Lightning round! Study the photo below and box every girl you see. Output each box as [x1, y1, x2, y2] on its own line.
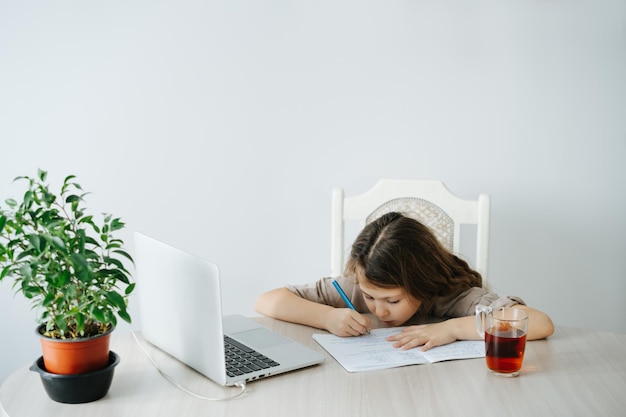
[255, 212, 554, 351]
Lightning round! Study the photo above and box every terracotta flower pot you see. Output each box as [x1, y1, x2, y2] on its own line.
[37, 325, 113, 375]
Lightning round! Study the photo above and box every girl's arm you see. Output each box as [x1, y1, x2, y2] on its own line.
[254, 287, 371, 336]
[387, 304, 555, 351]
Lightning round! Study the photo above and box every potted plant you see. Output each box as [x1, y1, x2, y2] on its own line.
[0, 169, 134, 402]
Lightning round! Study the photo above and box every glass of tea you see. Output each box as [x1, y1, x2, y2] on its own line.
[475, 305, 529, 377]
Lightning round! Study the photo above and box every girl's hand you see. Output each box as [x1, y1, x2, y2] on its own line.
[324, 308, 371, 337]
[386, 320, 459, 351]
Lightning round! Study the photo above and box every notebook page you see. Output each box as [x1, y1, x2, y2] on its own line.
[313, 327, 484, 372]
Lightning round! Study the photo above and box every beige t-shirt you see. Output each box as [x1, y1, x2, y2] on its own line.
[286, 276, 525, 325]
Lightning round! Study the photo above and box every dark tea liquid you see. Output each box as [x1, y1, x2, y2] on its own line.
[484, 329, 527, 374]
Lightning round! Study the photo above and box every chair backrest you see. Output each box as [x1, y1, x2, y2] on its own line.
[331, 179, 490, 285]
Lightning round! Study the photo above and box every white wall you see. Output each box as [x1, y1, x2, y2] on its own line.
[0, 0, 624, 384]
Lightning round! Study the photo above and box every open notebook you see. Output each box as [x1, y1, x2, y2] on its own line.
[313, 327, 484, 372]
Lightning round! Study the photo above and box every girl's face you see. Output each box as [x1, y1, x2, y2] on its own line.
[356, 272, 421, 327]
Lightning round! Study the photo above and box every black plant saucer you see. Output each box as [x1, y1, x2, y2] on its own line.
[30, 351, 120, 404]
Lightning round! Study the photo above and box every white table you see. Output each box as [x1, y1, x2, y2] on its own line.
[1, 317, 625, 417]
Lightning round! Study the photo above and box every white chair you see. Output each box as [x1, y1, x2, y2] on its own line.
[331, 179, 491, 285]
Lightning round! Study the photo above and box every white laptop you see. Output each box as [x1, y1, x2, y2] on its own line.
[133, 232, 325, 386]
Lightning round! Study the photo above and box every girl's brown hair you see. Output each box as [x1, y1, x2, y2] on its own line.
[344, 212, 482, 316]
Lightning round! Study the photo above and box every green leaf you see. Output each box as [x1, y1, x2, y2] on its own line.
[95, 268, 130, 284]
[93, 308, 106, 323]
[23, 190, 33, 209]
[42, 293, 55, 307]
[110, 218, 125, 231]
[22, 285, 41, 298]
[84, 236, 100, 246]
[105, 291, 126, 310]
[41, 188, 56, 206]
[1, 266, 11, 280]
[64, 282, 76, 298]
[112, 268, 130, 284]
[63, 174, 76, 182]
[46, 235, 67, 253]
[65, 194, 80, 204]
[125, 282, 136, 295]
[104, 257, 125, 270]
[61, 175, 76, 194]
[76, 313, 84, 333]
[113, 249, 134, 263]
[18, 263, 32, 279]
[117, 308, 131, 324]
[56, 270, 71, 286]
[54, 315, 67, 334]
[27, 234, 45, 253]
[70, 253, 92, 282]
[16, 249, 35, 261]
[78, 215, 93, 225]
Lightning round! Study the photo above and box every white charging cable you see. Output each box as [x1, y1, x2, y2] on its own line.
[130, 330, 247, 401]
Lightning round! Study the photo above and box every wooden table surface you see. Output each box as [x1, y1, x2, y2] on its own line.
[1, 317, 625, 417]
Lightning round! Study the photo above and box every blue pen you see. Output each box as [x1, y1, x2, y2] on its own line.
[332, 279, 370, 334]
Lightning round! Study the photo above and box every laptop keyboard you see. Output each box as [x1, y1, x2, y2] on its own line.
[224, 336, 280, 378]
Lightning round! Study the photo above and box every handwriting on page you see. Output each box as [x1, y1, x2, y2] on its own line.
[421, 340, 486, 363]
[312, 327, 485, 373]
